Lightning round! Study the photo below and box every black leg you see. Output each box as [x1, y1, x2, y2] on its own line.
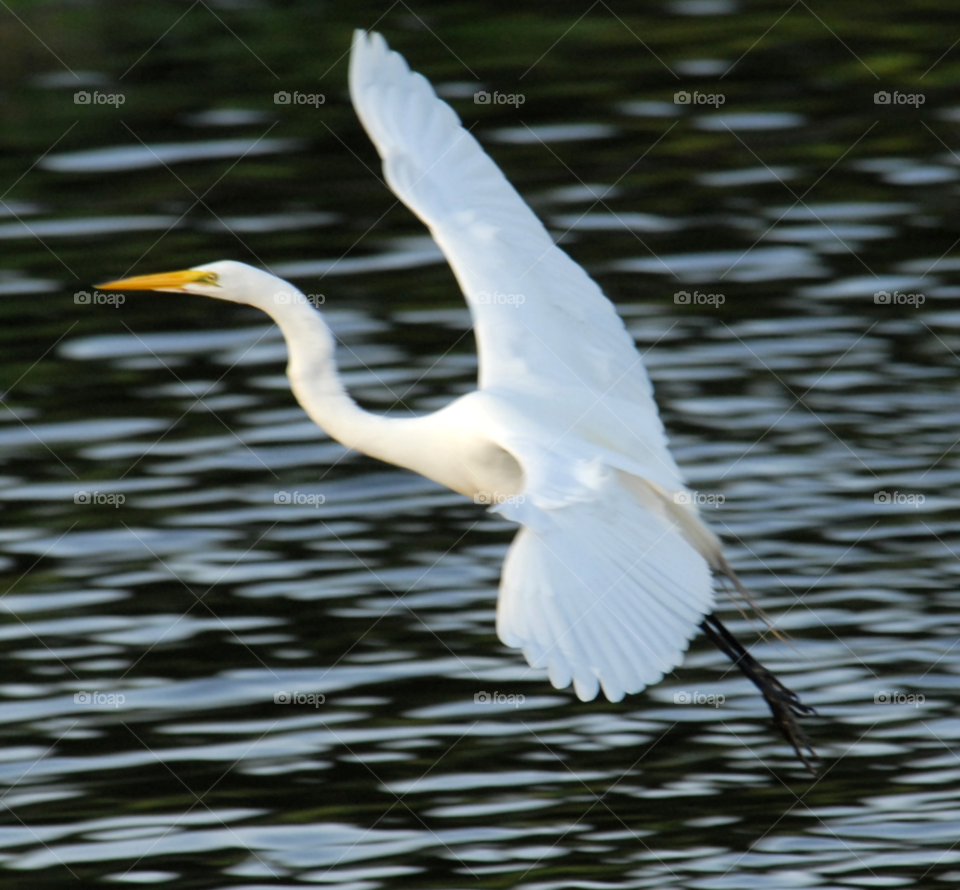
[699, 612, 818, 774]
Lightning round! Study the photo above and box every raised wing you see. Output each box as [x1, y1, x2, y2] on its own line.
[348, 31, 662, 415]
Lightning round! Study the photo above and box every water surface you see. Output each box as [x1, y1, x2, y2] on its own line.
[2, 1, 960, 887]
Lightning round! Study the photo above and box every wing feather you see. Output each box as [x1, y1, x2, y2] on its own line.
[496, 469, 715, 702]
[349, 31, 661, 411]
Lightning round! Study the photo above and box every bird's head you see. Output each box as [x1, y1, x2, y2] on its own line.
[98, 260, 298, 313]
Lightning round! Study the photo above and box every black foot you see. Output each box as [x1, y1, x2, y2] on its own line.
[700, 613, 818, 774]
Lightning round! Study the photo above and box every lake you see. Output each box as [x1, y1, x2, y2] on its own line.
[1, 1, 960, 887]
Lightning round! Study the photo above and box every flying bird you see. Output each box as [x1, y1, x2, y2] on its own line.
[100, 30, 817, 769]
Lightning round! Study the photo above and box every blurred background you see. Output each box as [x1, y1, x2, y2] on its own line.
[2, 0, 960, 886]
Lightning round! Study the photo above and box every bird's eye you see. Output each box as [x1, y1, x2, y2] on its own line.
[198, 272, 220, 286]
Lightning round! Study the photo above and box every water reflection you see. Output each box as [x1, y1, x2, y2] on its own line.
[40, 139, 303, 174]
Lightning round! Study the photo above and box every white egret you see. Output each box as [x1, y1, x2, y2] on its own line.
[100, 30, 816, 769]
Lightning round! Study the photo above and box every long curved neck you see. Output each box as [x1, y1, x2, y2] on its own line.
[268, 295, 435, 474]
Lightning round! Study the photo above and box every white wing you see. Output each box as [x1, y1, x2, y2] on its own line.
[349, 33, 667, 430]
[350, 31, 719, 700]
[497, 467, 715, 702]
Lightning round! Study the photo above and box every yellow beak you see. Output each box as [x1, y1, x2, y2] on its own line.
[96, 269, 215, 291]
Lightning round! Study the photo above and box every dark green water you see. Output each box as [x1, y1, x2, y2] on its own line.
[3, 1, 960, 887]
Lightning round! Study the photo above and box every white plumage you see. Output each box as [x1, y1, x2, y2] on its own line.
[103, 34, 824, 768]
[348, 30, 718, 700]
[100, 29, 818, 768]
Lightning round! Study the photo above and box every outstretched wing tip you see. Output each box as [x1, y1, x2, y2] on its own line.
[349, 28, 370, 66]
[349, 29, 402, 96]
[350, 27, 381, 51]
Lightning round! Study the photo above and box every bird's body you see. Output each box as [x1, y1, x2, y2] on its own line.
[100, 30, 816, 766]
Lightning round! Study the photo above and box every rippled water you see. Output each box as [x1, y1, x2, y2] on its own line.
[3, 2, 960, 888]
